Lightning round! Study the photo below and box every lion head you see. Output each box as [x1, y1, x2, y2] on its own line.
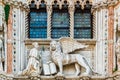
[50, 40, 57, 51]
[50, 40, 62, 52]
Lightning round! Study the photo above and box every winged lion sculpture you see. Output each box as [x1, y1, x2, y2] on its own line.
[50, 37, 97, 76]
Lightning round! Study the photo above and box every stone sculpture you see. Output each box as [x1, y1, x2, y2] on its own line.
[50, 37, 95, 76]
[41, 50, 57, 75]
[21, 42, 42, 76]
[0, 37, 4, 71]
[116, 38, 120, 71]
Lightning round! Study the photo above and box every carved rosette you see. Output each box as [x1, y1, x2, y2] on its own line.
[69, 6, 74, 38]
[47, 5, 52, 39]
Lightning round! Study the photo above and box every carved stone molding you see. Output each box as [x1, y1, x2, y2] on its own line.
[92, 0, 120, 12]
[24, 39, 96, 45]
[2, 74, 120, 80]
[28, 0, 92, 10]
[4, 1, 29, 12]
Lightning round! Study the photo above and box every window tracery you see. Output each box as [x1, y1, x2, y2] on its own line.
[28, 0, 93, 39]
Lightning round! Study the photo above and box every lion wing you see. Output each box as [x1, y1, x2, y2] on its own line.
[59, 37, 88, 54]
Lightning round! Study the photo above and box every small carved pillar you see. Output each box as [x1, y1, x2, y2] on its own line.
[108, 6, 114, 75]
[47, 5, 52, 39]
[69, 6, 74, 38]
[92, 11, 96, 39]
[25, 11, 29, 39]
[7, 6, 13, 73]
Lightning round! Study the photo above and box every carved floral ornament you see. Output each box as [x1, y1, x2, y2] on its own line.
[27, 0, 92, 10]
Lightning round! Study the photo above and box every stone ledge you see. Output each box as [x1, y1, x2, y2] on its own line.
[1, 72, 120, 80]
[12, 75, 118, 80]
[25, 39, 96, 45]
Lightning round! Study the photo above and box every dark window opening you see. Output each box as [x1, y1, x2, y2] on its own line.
[74, 3, 92, 39]
[29, 3, 47, 38]
[52, 4, 70, 39]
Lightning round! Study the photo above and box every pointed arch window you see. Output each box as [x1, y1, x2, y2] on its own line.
[51, 1, 70, 39]
[29, 1, 47, 38]
[74, 1, 92, 39]
[28, 0, 93, 39]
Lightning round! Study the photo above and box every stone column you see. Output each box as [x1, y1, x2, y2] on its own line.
[7, 6, 13, 73]
[25, 11, 29, 39]
[47, 5, 52, 39]
[108, 6, 114, 75]
[92, 11, 96, 39]
[69, 6, 74, 38]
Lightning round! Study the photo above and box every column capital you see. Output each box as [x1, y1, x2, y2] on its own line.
[46, 5, 52, 13]
[68, 6, 75, 13]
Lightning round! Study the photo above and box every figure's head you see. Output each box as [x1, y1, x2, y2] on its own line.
[50, 40, 57, 51]
[32, 42, 39, 48]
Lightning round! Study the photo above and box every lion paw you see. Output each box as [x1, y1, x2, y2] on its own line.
[75, 71, 80, 76]
[81, 73, 89, 76]
[56, 72, 64, 76]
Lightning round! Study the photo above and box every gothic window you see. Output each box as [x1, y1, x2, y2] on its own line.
[74, 1, 92, 39]
[51, 1, 70, 39]
[29, 1, 47, 38]
[28, 0, 92, 39]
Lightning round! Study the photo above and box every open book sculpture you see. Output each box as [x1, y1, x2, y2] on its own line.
[50, 37, 96, 76]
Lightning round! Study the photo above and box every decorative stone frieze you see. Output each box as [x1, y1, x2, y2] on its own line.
[4, 0, 29, 12]
[92, 0, 120, 12]
[0, 74, 119, 80]
[27, 0, 92, 10]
